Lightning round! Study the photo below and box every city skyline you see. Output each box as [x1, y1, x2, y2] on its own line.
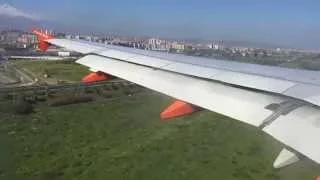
[1, 1, 319, 49]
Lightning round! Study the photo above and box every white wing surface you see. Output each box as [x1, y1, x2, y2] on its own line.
[33, 29, 320, 168]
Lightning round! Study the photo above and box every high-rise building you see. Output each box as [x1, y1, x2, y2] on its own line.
[16, 32, 37, 48]
[148, 38, 169, 51]
[171, 41, 185, 52]
[2, 30, 21, 44]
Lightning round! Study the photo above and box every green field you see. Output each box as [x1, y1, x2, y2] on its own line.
[12, 60, 90, 83]
[0, 93, 319, 180]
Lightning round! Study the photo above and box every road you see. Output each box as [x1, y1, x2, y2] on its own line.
[0, 62, 20, 86]
[5, 62, 34, 84]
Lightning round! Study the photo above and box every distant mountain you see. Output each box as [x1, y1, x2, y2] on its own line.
[221, 40, 287, 49]
[0, 16, 37, 30]
[0, 15, 66, 31]
[0, 3, 75, 33]
[0, 3, 46, 30]
[0, 3, 37, 19]
[171, 37, 286, 49]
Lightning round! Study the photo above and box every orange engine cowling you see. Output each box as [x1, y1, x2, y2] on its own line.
[82, 71, 112, 84]
[160, 100, 202, 120]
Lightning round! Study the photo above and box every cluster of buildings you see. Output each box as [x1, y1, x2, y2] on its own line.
[147, 38, 186, 52]
[0, 30, 81, 57]
[206, 41, 282, 57]
[65, 33, 282, 57]
[0, 30, 38, 49]
[223, 47, 274, 57]
[64, 33, 187, 52]
[0, 29, 286, 58]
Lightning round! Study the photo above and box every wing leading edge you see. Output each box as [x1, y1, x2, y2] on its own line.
[44, 37, 320, 108]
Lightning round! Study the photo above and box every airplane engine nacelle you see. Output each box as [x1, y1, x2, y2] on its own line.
[82, 71, 112, 84]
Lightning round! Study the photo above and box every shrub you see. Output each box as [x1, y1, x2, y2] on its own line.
[0, 93, 12, 100]
[14, 101, 34, 115]
[101, 91, 114, 98]
[49, 94, 93, 106]
[111, 84, 119, 90]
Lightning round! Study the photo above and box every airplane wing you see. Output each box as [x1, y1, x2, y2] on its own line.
[33, 29, 320, 169]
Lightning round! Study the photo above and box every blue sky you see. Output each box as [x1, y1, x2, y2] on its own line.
[7, 0, 320, 48]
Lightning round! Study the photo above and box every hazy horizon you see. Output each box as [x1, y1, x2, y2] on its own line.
[0, 1, 319, 49]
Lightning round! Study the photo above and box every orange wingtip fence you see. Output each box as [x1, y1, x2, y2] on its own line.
[31, 28, 55, 51]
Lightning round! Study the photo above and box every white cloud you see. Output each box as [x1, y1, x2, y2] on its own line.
[0, 3, 38, 20]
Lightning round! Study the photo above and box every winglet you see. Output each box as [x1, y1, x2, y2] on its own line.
[31, 28, 55, 51]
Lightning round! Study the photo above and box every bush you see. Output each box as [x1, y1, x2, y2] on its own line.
[84, 88, 94, 94]
[100, 91, 114, 98]
[111, 84, 119, 90]
[49, 94, 93, 106]
[24, 96, 36, 104]
[0, 93, 12, 100]
[35, 95, 47, 102]
[14, 101, 34, 115]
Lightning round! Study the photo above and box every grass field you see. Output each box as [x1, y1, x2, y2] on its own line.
[0, 93, 320, 180]
[12, 60, 90, 83]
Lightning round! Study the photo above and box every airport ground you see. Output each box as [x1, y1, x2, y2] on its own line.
[0, 59, 89, 88]
[0, 60, 320, 180]
[11, 60, 90, 84]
